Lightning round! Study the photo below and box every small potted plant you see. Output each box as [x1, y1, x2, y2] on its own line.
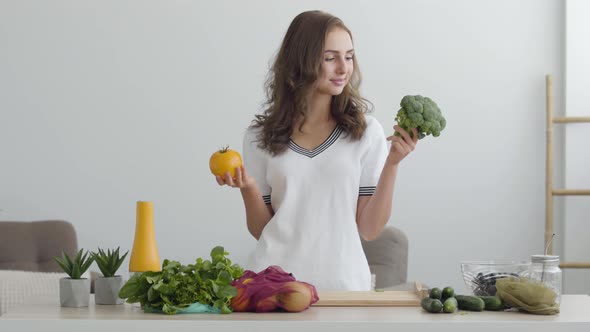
[54, 249, 94, 307]
[91, 247, 129, 305]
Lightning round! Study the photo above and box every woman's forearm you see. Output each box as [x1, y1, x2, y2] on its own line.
[240, 185, 273, 240]
[357, 162, 398, 240]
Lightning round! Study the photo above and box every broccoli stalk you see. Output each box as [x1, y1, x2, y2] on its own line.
[394, 95, 446, 139]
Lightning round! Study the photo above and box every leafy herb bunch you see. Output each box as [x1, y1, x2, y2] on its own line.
[118, 246, 244, 314]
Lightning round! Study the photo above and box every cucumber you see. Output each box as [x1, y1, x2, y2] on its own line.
[421, 297, 443, 313]
[441, 286, 455, 301]
[429, 287, 442, 300]
[479, 296, 504, 311]
[430, 299, 443, 313]
[456, 295, 485, 311]
[420, 297, 432, 312]
[443, 297, 458, 313]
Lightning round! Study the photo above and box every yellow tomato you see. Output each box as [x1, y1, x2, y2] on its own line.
[209, 146, 243, 178]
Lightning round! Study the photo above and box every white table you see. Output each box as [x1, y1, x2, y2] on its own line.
[1, 295, 589, 332]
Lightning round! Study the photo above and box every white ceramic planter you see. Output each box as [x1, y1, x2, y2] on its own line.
[95, 276, 124, 305]
[59, 278, 90, 307]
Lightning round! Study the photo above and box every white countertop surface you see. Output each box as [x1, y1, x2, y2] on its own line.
[1, 294, 589, 332]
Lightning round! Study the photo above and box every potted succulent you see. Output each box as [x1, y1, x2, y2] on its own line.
[53, 249, 94, 307]
[91, 247, 129, 305]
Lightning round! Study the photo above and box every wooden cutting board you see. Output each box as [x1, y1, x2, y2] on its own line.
[313, 282, 427, 307]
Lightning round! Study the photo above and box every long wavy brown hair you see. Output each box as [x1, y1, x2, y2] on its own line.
[251, 10, 372, 155]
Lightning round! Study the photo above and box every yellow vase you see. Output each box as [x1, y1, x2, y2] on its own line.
[129, 201, 161, 272]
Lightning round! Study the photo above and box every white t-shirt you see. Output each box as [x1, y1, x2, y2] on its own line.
[242, 115, 389, 291]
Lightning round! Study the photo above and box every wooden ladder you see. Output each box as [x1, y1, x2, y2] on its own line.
[545, 74, 590, 269]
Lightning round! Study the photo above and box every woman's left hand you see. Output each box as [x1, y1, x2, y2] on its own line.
[385, 125, 418, 166]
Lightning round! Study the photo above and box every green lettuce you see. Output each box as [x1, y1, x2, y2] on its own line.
[118, 246, 244, 314]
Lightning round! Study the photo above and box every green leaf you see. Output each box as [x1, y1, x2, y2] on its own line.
[146, 275, 160, 284]
[53, 254, 72, 276]
[216, 270, 232, 284]
[211, 282, 219, 296]
[91, 247, 128, 277]
[74, 249, 83, 264]
[216, 285, 237, 299]
[147, 286, 159, 302]
[210, 246, 225, 259]
[113, 250, 129, 274]
[164, 260, 181, 272]
[202, 260, 211, 271]
[63, 251, 74, 274]
[229, 264, 244, 279]
[80, 255, 94, 276]
[160, 283, 176, 295]
[118, 274, 143, 299]
[219, 304, 232, 314]
[71, 259, 81, 279]
[161, 303, 174, 314]
[160, 294, 171, 304]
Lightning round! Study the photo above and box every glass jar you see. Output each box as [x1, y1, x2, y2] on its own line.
[529, 255, 562, 305]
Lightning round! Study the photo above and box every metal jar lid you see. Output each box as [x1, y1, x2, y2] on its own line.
[531, 254, 560, 263]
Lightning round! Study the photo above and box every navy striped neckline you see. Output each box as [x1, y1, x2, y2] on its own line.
[288, 126, 343, 158]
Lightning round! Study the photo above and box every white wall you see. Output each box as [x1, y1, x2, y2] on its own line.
[564, 0, 590, 294]
[0, 0, 573, 293]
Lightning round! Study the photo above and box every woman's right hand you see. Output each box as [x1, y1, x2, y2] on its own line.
[215, 166, 256, 189]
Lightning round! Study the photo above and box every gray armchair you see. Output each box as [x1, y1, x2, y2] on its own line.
[0, 220, 78, 272]
[0, 220, 80, 315]
[361, 225, 408, 289]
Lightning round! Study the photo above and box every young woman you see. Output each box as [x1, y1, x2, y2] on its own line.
[216, 10, 418, 291]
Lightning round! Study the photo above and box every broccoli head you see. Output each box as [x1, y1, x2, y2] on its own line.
[394, 95, 446, 139]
